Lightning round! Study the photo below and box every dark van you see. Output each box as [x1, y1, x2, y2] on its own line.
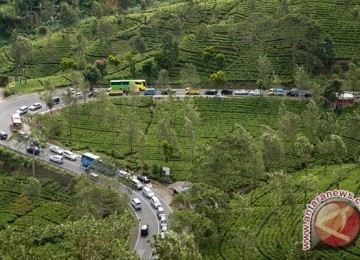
[0, 131, 8, 140]
[52, 97, 60, 104]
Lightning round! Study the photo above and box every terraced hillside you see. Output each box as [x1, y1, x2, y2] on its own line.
[1, 0, 360, 89]
[219, 164, 360, 259]
[43, 96, 360, 190]
[0, 173, 71, 231]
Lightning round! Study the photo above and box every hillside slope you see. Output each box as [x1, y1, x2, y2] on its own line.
[1, 0, 360, 89]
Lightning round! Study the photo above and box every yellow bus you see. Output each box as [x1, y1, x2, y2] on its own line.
[11, 113, 22, 132]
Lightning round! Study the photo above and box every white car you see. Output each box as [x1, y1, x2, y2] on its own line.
[234, 89, 248, 95]
[249, 89, 261, 96]
[50, 145, 64, 155]
[29, 103, 42, 111]
[49, 155, 63, 164]
[151, 196, 161, 209]
[143, 187, 155, 198]
[131, 198, 142, 210]
[157, 207, 166, 219]
[63, 150, 77, 161]
[16, 106, 29, 115]
[117, 170, 129, 178]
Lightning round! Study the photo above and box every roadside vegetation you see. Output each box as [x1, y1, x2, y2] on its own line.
[0, 147, 137, 258]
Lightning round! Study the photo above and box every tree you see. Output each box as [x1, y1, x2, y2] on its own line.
[97, 19, 114, 46]
[183, 98, 200, 169]
[153, 231, 202, 260]
[60, 57, 78, 72]
[267, 171, 296, 248]
[277, 104, 300, 157]
[142, 59, 156, 80]
[0, 213, 137, 259]
[61, 88, 79, 145]
[295, 134, 314, 170]
[344, 62, 360, 93]
[323, 77, 343, 109]
[126, 52, 136, 77]
[40, 79, 56, 114]
[198, 124, 263, 190]
[131, 35, 147, 53]
[157, 69, 170, 91]
[343, 111, 360, 162]
[172, 183, 228, 230]
[261, 126, 284, 172]
[256, 54, 273, 91]
[294, 65, 312, 90]
[170, 210, 218, 251]
[11, 34, 33, 81]
[71, 181, 128, 219]
[122, 96, 140, 154]
[300, 173, 318, 207]
[82, 64, 101, 86]
[318, 134, 346, 175]
[71, 31, 88, 69]
[59, 2, 80, 27]
[180, 63, 200, 89]
[209, 70, 226, 89]
[14, 193, 32, 215]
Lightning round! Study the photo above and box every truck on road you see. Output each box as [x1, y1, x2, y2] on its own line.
[268, 88, 285, 96]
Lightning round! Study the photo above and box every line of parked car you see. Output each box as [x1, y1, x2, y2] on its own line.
[127, 173, 168, 238]
[15, 97, 61, 116]
[25, 144, 78, 165]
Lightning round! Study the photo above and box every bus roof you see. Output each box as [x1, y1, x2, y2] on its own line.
[12, 113, 21, 122]
[82, 152, 100, 160]
[110, 79, 146, 82]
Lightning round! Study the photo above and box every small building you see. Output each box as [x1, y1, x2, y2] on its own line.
[335, 93, 356, 109]
[168, 181, 192, 194]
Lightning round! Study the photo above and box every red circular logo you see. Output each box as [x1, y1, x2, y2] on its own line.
[314, 201, 360, 247]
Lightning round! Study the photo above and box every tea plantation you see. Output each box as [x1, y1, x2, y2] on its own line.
[219, 164, 360, 260]
[2, 0, 360, 91]
[0, 173, 70, 231]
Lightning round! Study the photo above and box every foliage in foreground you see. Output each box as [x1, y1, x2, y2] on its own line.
[0, 213, 138, 259]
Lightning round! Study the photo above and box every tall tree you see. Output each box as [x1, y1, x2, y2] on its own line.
[61, 88, 79, 146]
[180, 63, 200, 89]
[40, 79, 56, 114]
[261, 126, 284, 173]
[183, 98, 200, 170]
[71, 31, 88, 69]
[209, 70, 226, 90]
[11, 34, 33, 81]
[344, 62, 360, 93]
[256, 54, 273, 92]
[267, 171, 296, 248]
[122, 96, 140, 155]
[153, 231, 202, 260]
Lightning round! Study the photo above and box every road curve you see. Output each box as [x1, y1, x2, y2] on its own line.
[0, 91, 172, 260]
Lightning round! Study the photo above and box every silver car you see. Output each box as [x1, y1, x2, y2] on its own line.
[29, 103, 42, 111]
[63, 150, 77, 161]
[50, 145, 64, 155]
[16, 106, 29, 115]
[49, 155, 63, 164]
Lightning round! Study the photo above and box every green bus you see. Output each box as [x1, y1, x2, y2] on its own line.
[109, 80, 147, 95]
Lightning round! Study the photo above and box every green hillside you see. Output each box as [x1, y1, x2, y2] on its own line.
[219, 163, 360, 259]
[40, 96, 360, 192]
[0, 173, 70, 230]
[1, 0, 360, 90]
